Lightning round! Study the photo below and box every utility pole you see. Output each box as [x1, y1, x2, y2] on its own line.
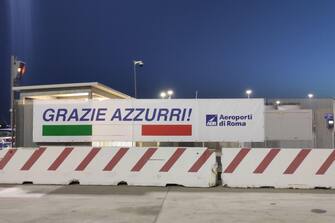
[10, 55, 26, 147]
[10, 56, 16, 147]
[133, 64, 137, 98]
[133, 60, 144, 98]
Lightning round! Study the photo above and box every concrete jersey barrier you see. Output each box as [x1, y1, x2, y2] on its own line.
[221, 148, 335, 189]
[0, 147, 217, 187]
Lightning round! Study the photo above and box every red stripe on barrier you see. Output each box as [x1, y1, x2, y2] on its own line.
[103, 148, 129, 171]
[75, 148, 101, 171]
[224, 148, 250, 173]
[21, 147, 46, 171]
[316, 150, 335, 175]
[142, 125, 192, 136]
[284, 149, 311, 174]
[188, 149, 213, 172]
[131, 148, 157, 172]
[160, 148, 186, 172]
[253, 149, 280, 174]
[48, 147, 74, 171]
[0, 149, 17, 170]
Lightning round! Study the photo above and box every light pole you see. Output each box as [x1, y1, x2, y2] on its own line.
[133, 60, 144, 98]
[245, 89, 252, 98]
[10, 56, 26, 147]
[307, 93, 316, 147]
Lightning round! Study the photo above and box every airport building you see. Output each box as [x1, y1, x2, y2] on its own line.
[13, 82, 131, 147]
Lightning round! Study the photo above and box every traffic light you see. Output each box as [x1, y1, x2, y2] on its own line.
[11, 56, 26, 82]
[16, 61, 26, 80]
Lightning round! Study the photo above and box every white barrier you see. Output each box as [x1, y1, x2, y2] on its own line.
[221, 148, 335, 188]
[0, 147, 217, 187]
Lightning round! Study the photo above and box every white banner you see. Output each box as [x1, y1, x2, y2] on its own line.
[33, 99, 264, 142]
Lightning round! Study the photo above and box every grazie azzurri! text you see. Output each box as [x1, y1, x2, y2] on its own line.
[42, 108, 193, 122]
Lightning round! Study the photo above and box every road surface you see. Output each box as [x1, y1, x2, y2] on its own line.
[0, 185, 334, 223]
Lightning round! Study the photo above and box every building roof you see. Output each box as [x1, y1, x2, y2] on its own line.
[13, 82, 132, 99]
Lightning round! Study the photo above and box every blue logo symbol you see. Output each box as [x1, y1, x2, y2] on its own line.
[206, 114, 218, 126]
[324, 113, 334, 120]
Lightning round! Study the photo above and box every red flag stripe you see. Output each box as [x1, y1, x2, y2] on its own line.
[21, 147, 46, 171]
[316, 150, 335, 175]
[103, 148, 129, 171]
[253, 149, 280, 174]
[224, 148, 251, 173]
[75, 148, 101, 171]
[0, 149, 17, 170]
[160, 148, 186, 172]
[188, 149, 213, 172]
[131, 148, 157, 172]
[48, 147, 74, 171]
[142, 125, 192, 136]
[284, 149, 311, 174]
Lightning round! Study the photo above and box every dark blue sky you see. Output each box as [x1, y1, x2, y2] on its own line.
[1, 0, 335, 122]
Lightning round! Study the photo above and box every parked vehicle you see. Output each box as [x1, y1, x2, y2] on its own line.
[0, 128, 12, 149]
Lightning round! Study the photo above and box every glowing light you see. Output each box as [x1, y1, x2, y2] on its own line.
[245, 89, 252, 98]
[160, 92, 167, 98]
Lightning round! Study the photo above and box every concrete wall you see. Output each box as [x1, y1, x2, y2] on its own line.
[16, 100, 35, 147]
[265, 109, 313, 141]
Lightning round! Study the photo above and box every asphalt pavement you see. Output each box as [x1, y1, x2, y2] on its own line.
[0, 185, 334, 223]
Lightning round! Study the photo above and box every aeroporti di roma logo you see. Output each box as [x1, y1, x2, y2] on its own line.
[206, 114, 218, 126]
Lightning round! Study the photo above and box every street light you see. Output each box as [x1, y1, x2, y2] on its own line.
[245, 89, 252, 98]
[160, 91, 167, 98]
[167, 90, 174, 99]
[133, 60, 144, 98]
[160, 89, 174, 99]
[308, 93, 314, 99]
[275, 100, 281, 105]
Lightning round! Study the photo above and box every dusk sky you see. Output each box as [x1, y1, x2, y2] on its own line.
[1, 0, 335, 122]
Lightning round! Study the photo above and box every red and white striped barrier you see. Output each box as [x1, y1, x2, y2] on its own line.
[221, 148, 335, 188]
[0, 147, 217, 187]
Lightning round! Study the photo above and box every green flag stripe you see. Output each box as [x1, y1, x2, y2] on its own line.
[42, 125, 92, 136]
